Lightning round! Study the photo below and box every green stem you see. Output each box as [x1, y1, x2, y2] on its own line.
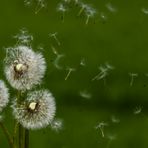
[25, 129, 29, 148]
[0, 121, 13, 148]
[13, 120, 18, 148]
[17, 90, 29, 148]
[18, 124, 25, 148]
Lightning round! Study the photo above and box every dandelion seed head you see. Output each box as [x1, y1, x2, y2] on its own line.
[12, 90, 56, 130]
[4, 45, 46, 90]
[0, 80, 9, 112]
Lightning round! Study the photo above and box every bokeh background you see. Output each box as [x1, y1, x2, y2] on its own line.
[1, 0, 148, 147]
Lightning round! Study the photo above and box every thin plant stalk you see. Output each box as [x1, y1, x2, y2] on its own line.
[0, 122, 13, 148]
[13, 120, 18, 148]
[25, 129, 29, 148]
[17, 91, 28, 148]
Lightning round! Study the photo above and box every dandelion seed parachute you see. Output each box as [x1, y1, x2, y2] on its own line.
[51, 118, 63, 132]
[4, 45, 46, 90]
[0, 80, 9, 112]
[12, 90, 56, 130]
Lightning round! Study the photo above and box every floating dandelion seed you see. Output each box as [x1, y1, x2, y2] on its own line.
[80, 58, 86, 66]
[57, 3, 68, 22]
[105, 62, 114, 70]
[100, 12, 108, 23]
[111, 115, 120, 124]
[84, 5, 97, 24]
[106, 134, 117, 148]
[13, 28, 33, 45]
[12, 90, 56, 130]
[51, 118, 63, 132]
[141, 8, 148, 14]
[79, 90, 92, 99]
[4, 45, 46, 90]
[129, 73, 138, 87]
[92, 63, 114, 83]
[133, 106, 142, 115]
[51, 45, 59, 55]
[63, 0, 71, 4]
[37, 44, 44, 52]
[74, 0, 79, 5]
[24, 0, 32, 6]
[77, 2, 88, 16]
[50, 45, 65, 70]
[0, 80, 9, 112]
[49, 32, 61, 46]
[105, 3, 117, 13]
[95, 121, 108, 138]
[53, 54, 65, 70]
[107, 134, 116, 141]
[35, 0, 46, 14]
[65, 67, 76, 80]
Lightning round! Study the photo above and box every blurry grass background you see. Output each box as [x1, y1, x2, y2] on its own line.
[1, 0, 148, 147]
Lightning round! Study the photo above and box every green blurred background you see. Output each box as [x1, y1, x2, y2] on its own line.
[1, 0, 148, 147]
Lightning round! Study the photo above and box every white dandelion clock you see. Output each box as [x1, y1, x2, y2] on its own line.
[12, 90, 56, 130]
[0, 80, 9, 112]
[4, 45, 46, 90]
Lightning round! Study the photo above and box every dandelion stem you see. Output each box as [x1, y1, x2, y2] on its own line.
[17, 91, 28, 148]
[13, 120, 18, 148]
[18, 124, 22, 148]
[25, 129, 29, 148]
[0, 121, 13, 148]
[18, 124, 26, 148]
